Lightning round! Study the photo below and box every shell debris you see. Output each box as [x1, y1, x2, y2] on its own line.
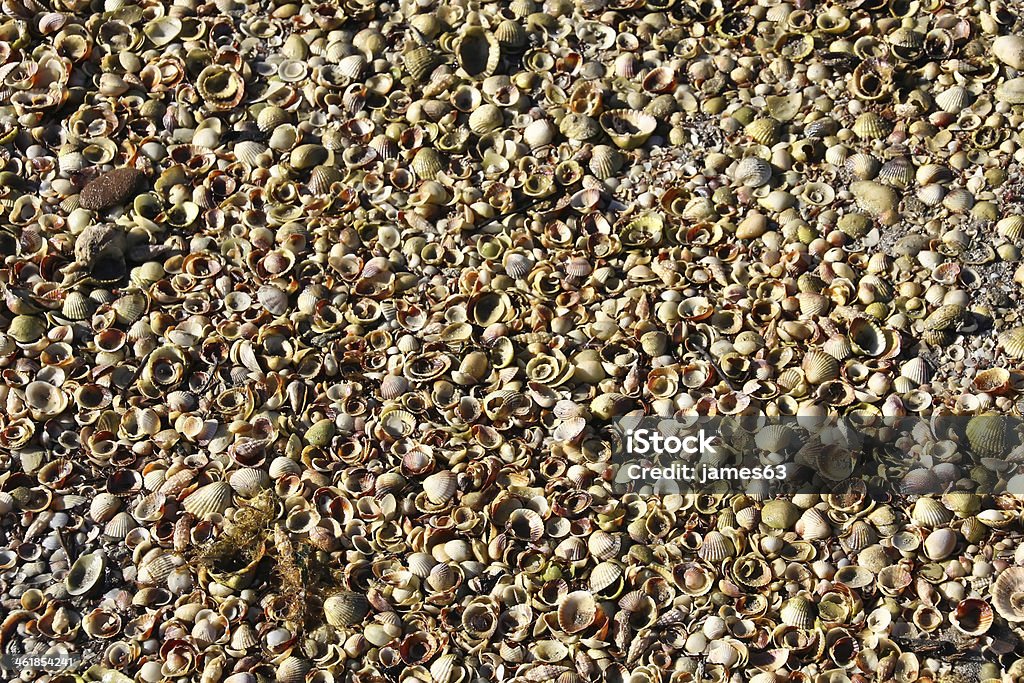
[2, 1, 1024, 682]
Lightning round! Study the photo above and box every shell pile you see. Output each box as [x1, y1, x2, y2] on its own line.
[5, 0, 1024, 681]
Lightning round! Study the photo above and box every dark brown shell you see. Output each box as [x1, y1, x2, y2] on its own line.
[80, 168, 144, 210]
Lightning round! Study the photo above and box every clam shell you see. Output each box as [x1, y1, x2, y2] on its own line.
[557, 591, 597, 634]
[734, 157, 772, 187]
[324, 592, 369, 626]
[599, 109, 657, 150]
[456, 27, 500, 79]
[950, 598, 993, 635]
[910, 497, 952, 527]
[66, 551, 105, 595]
[423, 471, 457, 505]
[780, 595, 816, 629]
[182, 481, 233, 517]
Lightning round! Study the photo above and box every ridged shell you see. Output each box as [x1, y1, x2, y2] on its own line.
[845, 153, 881, 180]
[423, 471, 458, 505]
[89, 492, 121, 523]
[229, 468, 270, 496]
[589, 145, 623, 179]
[744, 118, 779, 145]
[965, 413, 1008, 457]
[403, 46, 442, 81]
[899, 357, 932, 385]
[999, 326, 1024, 359]
[589, 561, 623, 593]
[795, 507, 831, 540]
[560, 113, 600, 141]
[851, 112, 891, 140]
[993, 567, 1024, 622]
[877, 157, 914, 188]
[934, 85, 972, 113]
[324, 592, 369, 626]
[910, 497, 953, 527]
[697, 530, 734, 562]
[456, 27, 500, 79]
[62, 291, 92, 320]
[923, 304, 966, 331]
[801, 349, 839, 384]
[468, 104, 504, 135]
[182, 481, 233, 517]
[411, 148, 443, 180]
[734, 157, 772, 187]
[780, 596, 816, 629]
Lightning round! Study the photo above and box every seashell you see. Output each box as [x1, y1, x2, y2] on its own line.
[922, 528, 957, 561]
[795, 507, 831, 540]
[80, 168, 143, 210]
[801, 350, 839, 385]
[993, 36, 1024, 71]
[934, 85, 972, 113]
[910, 497, 953, 527]
[456, 27, 501, 79]
[523, 119, 556, 148]
[992, 567, 1024, 622]
[589, 561, 623, 594]
[995, 77, 1024, 104]
[974, 367, 1010, 394]
[780, 596, 816, 629]
[877, 157, 914, 188]
[557, 591, 597, 634]
[62, 291, 92, 320]
[744, 118, 779, 145]
[998, 326, 1024, 359]
[599, 109, 657, 150]
[965, 413, 1008, 457]
[66, 552, 105, 595]
[411, 147, 444, 180]
[899, 357, 932, 385]
[852, 112, 891, 140]
[950, 598, 993, 636]
[422, 471, 457, 505]
[697, 530, 734, 562]
[560, 113, 601, 141]
[506, 508, 544, 541]
[761, 500, 800, 530]
[833, 565, 874, 589]
[734, 157, 772, 188]
[324, 592, 369, 627]
[182, 481, 233, 517]
[589, 145, 623, 180]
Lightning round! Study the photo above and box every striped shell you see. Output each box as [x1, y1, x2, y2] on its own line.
[993, 567, 1024, 622]
[734, 157, 772, 187]
[182, 481, 233, 517]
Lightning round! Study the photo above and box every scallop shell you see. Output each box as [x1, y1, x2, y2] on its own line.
[423, 471, 457, 505]
[589, 561, 623, 593]
[589, 145, 624, 179]
[965, 413, 1008, 457]
[992, 567, 1024, 622]
[182, 481, 233, 517]
[697, 530, 734, 562]
[468, 104, 504, 135]
[934, 85, 972, 113]
[801, 349, 839, 385]
[998, 326, 1024, 359]
[851, 112, 891, 140]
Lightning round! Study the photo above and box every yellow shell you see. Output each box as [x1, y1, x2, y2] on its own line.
[744, 117, 779, 145]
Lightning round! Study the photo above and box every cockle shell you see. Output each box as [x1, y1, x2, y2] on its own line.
[182, 481, 233, 517]
[993, 567, 1024, 622]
